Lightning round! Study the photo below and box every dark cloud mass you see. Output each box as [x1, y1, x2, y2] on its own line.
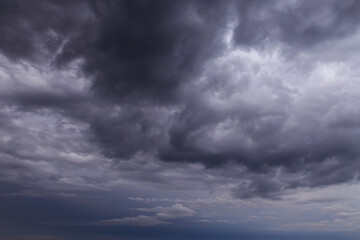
[0, 0, 90, 61]
[2, 0, 360, 206]
[56, 0, 229, 102]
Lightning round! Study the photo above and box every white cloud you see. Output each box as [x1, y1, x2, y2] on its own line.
[136, 203, 196, 219]
[101, 203, 196, 227]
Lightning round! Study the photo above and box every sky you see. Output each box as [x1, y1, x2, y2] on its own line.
[1, 0, 360, 239]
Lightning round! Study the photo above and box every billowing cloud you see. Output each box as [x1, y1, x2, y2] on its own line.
[5, 3, 360, 238]
[1, 0, 360, 208]
[56, 0, 230, 103]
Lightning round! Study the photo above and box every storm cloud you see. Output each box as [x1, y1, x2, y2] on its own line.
[2, 0, 360, 207]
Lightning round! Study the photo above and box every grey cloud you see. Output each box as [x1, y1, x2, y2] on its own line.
[0, 0, 91, 61]
[136, 203, 196, 219]
[232, 175, 285, 200]
[295, 197, 348, 205]
[2, 0, 360, 201]
[56, 0, 230, 103]
[233, 0, 360, 49]
[101, 215, 169, 226]
[101, 203, 195, 226]
[281, 203, 360, 231]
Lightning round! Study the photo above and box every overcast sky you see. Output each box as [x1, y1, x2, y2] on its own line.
[2, 0, 360, 239]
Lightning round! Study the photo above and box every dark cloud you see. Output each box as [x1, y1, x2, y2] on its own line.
[2, 0, 360, 203]
[56, 0, 230, 102]
[0, 0, 90, 61]
[232, 175, 284, 200]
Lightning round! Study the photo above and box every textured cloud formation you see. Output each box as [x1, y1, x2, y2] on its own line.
[101, 203, 195, 226]
[56, 0, 230, 103]
[136, 203, 196, 219]
[2, 0, 360, 203]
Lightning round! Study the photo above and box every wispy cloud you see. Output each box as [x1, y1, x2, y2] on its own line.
[101, 203, 196, 226]
[101, 215, 169, 227]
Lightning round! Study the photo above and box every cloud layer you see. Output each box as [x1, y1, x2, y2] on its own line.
[1, 0, 360, 204]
